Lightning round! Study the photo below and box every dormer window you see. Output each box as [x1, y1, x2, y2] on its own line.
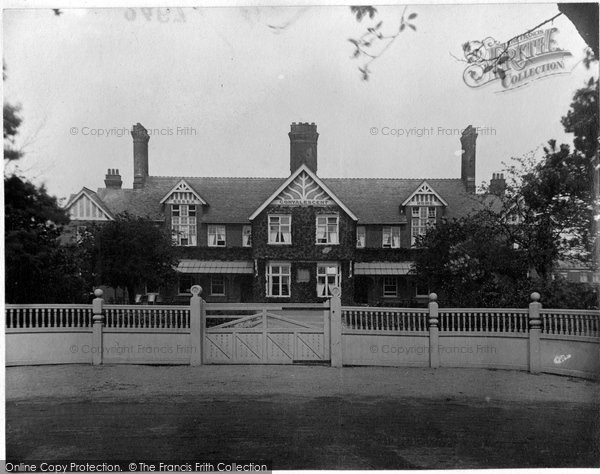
[172, 204, 197, 246]
[402, 181, 446, 247]
[411, 207, 436, 246]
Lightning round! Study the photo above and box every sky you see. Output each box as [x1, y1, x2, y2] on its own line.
[3, 2, 598, 203]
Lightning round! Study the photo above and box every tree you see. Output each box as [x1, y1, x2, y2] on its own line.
[413, 210, 530, 307]
[4, 175, 83, 303]
[413, 208, 598, 308]
[414, 67, 599, 307]
[4, 63, 23, 163]
[86, 213, 179, 303]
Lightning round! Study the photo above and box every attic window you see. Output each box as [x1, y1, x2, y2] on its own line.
[172, 204, 197, 246]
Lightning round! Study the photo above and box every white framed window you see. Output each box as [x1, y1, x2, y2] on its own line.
[266, 263, 291, 297]
[172, 205, 197, 246]
[317, 263, 341, 298]
[268, 215, 291, 245]
[316, 215, 339, 244]
[242, 225, 252, 247]
[411, 207, 436, 246]
[382, 226, 401, 248]
[356, 226, 366, 248]
[383, 277, 398, 297]
[210, 275, 225, 296]
[208, 225, 226, 247]
[178, 275, 194, 295]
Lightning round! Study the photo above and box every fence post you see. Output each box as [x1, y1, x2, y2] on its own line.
[428, 293, 440, 369]
[528, 292, 542, 374]
[323, 298, 331, 360]
[190, 285, 203, 366]
[92, 289, 104, 366]
[330, 287, 343, 368]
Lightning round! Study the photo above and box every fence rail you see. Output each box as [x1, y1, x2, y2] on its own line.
[6, 303, 599, 337]
[342, 307, 429, 332]
[104, 305, 190, 329]
[541, 309, 599, 337]
[6, 305, 93, 329]
[438, 309, 529, 333]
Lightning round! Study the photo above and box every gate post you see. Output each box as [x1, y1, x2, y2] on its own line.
[528, 292, 542, 374]
[428, 293, 440, 369]
[92, 289, 104, 366]
[190, 285, 204, 366]
[323, 298, 331, 360]
[330, 287, 343, 368]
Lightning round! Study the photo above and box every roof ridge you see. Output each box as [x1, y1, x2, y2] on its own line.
[322, 177, 462, 181]
[147, 175, 463, 181]
[148, 175, 284, 180]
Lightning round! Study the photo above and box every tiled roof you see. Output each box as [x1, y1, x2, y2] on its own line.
[323, 178, 497, 223]
[96, 176, 284, 223]
[92, 175, 498, 224]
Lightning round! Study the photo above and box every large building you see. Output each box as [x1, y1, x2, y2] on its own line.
[65, 122, 500, 305]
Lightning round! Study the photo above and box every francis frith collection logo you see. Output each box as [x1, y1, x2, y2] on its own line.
[462, 27, 572, 92]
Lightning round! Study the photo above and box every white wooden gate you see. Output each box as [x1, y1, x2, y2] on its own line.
[203, 304, 330, 364]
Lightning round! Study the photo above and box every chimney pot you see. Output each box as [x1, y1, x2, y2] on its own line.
[104, 168, 122, 189]
[489, 171, 506, 197]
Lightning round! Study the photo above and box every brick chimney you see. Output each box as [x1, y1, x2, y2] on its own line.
[131, 123, 150, 189]
[460, 125, 477, 194]
[104, 168, 122, 189]
[489, 172, 506, 196]
[289, 122, 318, 174]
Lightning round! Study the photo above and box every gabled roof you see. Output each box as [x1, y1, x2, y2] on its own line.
[159, 179, 207, 205]
[64, 187, 114, 220]
[323, 178, 493, 223]
[82, 174, 498, 225]
[248, 164, 358, 221]
[96, 176, 284, 223]
[401, 180, 449, 206]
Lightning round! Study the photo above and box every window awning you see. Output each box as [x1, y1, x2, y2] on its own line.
[177, 260, 254, 274]
[354, 262, 415, 275]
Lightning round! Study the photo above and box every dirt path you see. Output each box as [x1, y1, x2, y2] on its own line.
[6, 365, 600, 469]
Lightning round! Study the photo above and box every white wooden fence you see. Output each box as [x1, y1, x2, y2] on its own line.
[5, 289, 600, 378]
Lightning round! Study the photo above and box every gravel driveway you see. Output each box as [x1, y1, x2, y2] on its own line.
[6, 365, 600, 469]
